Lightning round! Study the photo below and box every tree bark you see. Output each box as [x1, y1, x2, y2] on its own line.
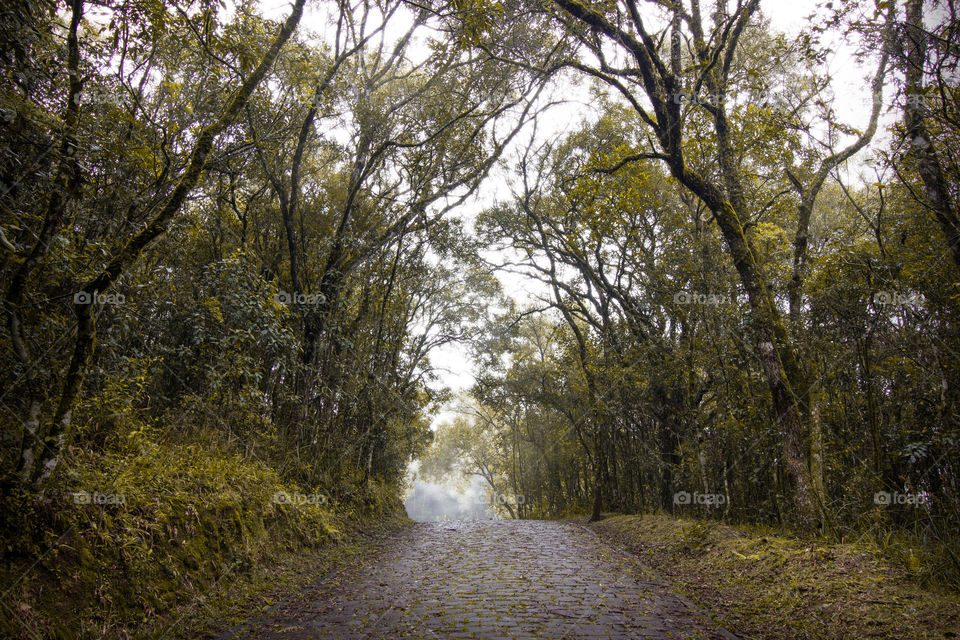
[902, 0, 960, 270]
[8, 0, 85, 483]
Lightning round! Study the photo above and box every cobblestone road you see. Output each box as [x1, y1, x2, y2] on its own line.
[224, 520, 736, 639]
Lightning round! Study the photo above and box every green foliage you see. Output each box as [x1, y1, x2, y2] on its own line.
[461, 35, 960, 576]
[680, 521, 715, 551]
[2, 0, 960, 635]
[0, 0, 542, 634]
[0, 440, 350, 639]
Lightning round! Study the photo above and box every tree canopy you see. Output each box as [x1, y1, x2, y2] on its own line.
[1, 0, 958, 604]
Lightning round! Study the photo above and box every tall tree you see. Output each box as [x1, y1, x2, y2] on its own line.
[531, 0, 891, 530]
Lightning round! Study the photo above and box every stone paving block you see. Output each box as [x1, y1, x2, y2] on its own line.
[224, 520, 737, 640]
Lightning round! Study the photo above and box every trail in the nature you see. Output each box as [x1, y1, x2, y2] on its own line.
[220, 520, 738, 639]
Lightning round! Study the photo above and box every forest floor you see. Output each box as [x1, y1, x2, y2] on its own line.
[215, 519, 735, 639]
[0, 441, 413, 640]
[588, 513, 960, 639]
[169, 513, 413, 640]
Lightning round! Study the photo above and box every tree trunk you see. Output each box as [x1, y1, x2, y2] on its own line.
[903, 0, 960, 270]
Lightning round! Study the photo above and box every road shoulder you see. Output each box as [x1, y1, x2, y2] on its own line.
[587, 514, 960, 640]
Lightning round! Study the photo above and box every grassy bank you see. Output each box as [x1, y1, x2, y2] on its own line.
[0, 441, 412, 639]
[589, 514, 960, 640]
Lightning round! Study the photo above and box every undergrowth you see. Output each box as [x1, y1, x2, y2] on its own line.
[591, 513, 960, 640]
[0, 439, 406, 639]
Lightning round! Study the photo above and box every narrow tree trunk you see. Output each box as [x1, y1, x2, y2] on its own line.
[903, 0, 960, 270]
[8, 0, 84, 483]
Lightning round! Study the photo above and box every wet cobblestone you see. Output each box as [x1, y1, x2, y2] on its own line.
[226, 520, 736, 639]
